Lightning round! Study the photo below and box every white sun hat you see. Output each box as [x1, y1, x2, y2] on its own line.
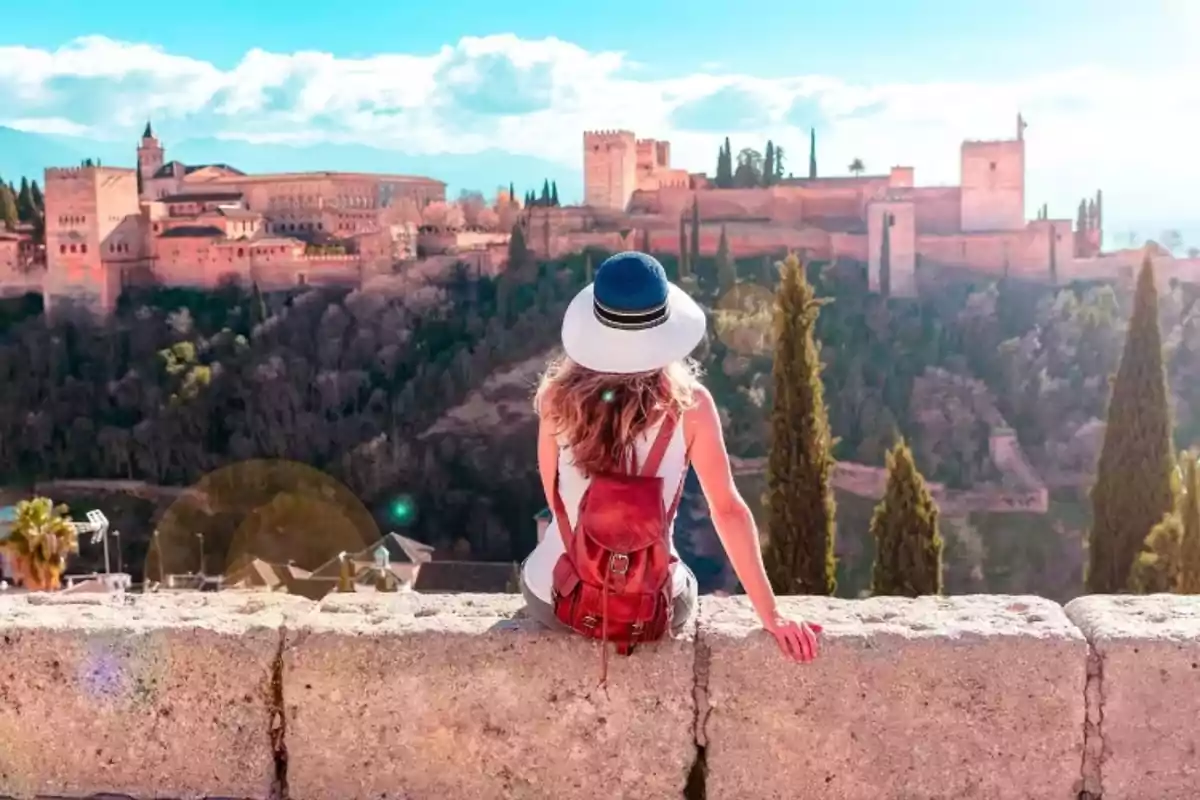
[561, 251, 708, 374]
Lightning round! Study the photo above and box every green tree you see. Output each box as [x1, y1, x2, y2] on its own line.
[678, 214, 690, 278]
[550, 181, 560, 206]
[762, 253, 837, 595]
[1088, 257, 1175, 593]
[509, 181, 515, 203]
[0, 497, 79, 590]
[1180, 454, 1200, 593]
[763, 141, 776, 187]
[30, 180, 43, 211]
[0, 183, 17, 231]
[690, 197, 701, 260]
[715, 225, 736, 293]
[16, 177, 34, 222]
[716, 137, 734, 188]
[870, 439, 943, 596]
[540, 179, 551, 205]
[507, 223, 531, 276]
[848, 158, 865, 177]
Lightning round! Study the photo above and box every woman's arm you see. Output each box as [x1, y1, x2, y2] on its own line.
[537, 406, 562, 541]
[684, 385, 820, 662]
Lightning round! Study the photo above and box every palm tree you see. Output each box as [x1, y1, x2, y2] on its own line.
[849, 158, 866, 177]
[1, 498, 78, 590]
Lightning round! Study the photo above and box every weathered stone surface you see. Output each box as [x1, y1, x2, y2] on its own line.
[283, 592, 696, 800]
[1064, 594, 1200, 800]
[0, 592, 302, 800]
[701, 595, 1086, 800]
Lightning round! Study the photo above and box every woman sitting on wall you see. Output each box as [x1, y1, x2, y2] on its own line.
[519, 250, 821, 666]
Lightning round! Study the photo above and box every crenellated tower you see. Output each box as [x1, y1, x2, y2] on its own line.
[137, 121, 164, 200]
[583, 130, 637, 211]
[42, 165, 141, 316]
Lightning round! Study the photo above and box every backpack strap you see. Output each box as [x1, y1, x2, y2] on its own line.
[550, 467, 574, 550]
[640, 412, 679, 477]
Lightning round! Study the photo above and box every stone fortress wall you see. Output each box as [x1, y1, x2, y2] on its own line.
[554, 115, 1200, 290]
[1, 591, 1197, 800]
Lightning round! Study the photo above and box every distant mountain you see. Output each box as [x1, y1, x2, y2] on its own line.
[0, 127, 581, 202]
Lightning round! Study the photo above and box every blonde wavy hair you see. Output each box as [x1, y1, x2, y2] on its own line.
[535, 355, 702, 476]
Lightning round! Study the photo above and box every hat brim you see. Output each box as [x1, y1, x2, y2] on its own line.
[561, 282, 708, 374]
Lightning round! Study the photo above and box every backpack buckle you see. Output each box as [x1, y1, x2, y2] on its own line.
[609, 553, 630, 575]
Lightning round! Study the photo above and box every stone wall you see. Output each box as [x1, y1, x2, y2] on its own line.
[0, 592, 1196, 800]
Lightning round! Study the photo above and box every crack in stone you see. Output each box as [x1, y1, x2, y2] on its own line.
[268, 626, 290, 800]
[1078, 643, 1106, 800]
[684, 624, 712, 800]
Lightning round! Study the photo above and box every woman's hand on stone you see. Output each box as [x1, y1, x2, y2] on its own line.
[764, 615, 822, 663]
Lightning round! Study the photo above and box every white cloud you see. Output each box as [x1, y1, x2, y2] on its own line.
[0, 34, 1196, 226]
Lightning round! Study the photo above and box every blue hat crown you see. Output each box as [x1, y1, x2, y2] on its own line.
[592, 251, 671, 330]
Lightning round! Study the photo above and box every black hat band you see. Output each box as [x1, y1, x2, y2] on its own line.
[593, 297, 670, 330]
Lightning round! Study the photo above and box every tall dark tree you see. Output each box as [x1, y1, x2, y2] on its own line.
[678, 214, 690, 278]
[540, 180, 551, 205]
[762, 253, 837, 595]
[808, 128, 817, 179]
[550, 181, 560, 207]
[1180, 455, 1200, 594]
[16, 178, 34, 222]
[870, 439, 943, 596]
[30, 180, 43, 211]
[0, 183, 17, 231]
[690, 197, 701, 261]
[715, 225, 735, 293]
[763, 141, 776, 187]
[508, 182, 515, 204]
[716, 137, 734, 188]
[879, 213, 892, 297]
[1087, 257, 1175, 593]
[1076, 199, 1088, 233]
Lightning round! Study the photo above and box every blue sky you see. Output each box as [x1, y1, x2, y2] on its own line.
[1, 0, 1198, 243]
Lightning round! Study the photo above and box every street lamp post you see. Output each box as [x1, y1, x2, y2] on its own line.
[112, 530, 122, 574]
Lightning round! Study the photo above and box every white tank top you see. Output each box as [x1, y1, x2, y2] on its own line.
[522, 416, 690, 603]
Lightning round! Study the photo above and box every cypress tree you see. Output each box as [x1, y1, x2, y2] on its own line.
[879, 212, 892, 297]
[870, 439, 943, 596]
[678, 214, 690, 278]
[762, 253, 837, 595]
[690, 197, 700, 260]
[30, 180, 43, 211]
[1087, 256, 1175, 593]
[763, 141, 776, 188]
[715, 225, 736, 293]
[540, 179, 551, 205]
[16, 178, 33, 222]
[1180, 455, 1200, 593]
[509, 181, 515, 204]
[0, 184, 17, 231]
[808, 128, 817, 179]
[551, 181, 560, 206]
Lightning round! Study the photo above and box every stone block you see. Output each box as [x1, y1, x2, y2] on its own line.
[0, 591, 302, 800]
[283, 592, 697, 800]
[1065, 594, 1200, 800]
[700, 595, 1086, 800]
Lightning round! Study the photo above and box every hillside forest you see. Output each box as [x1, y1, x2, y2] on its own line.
[4, 227, 1200, 600]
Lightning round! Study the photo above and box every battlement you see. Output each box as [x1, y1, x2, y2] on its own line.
[583, 129, 636, 144]
[44, 165, 136, 180]
[1, 592, 1197, 799]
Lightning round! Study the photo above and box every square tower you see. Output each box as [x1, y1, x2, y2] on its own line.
[583, 130, 637, 211]
[959, 137, 1025, 232]
[43, 166, 141, 316]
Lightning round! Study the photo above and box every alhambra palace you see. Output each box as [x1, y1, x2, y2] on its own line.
[0, 114, 1195, 315]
